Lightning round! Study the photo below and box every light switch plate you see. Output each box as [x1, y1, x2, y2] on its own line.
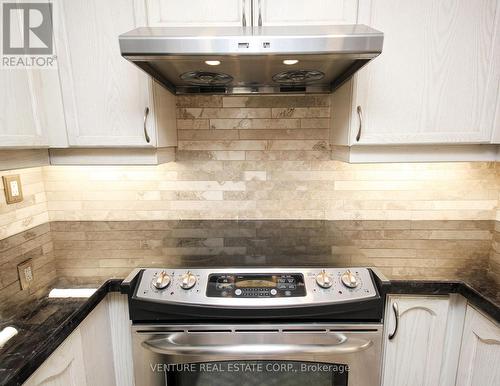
[2, 175, 23, 204]
[18, 259, 34, 290]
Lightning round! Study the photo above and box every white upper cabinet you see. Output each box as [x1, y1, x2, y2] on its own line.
[53, 0, 159, 147]
[144, 0, 252, 27]
[0, 69, 47, 148]
[332, 0, 500, 145]
[254, 0, 358, 26]
[456, 305, 500, 386]
[382, 296, 451, 386]
[0, 7, 64, 149]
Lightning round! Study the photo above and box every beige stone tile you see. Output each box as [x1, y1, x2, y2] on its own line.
[300, 118, 330, 128]
[271, 107, 330, 118]
[177, 119, 210, 130]
[176, 150, 245, 161]
[177, 108, 271, 119]
[239, 129, 329, 140]
[209, 118, 301, 130]
[222, 95, 330, 108]
[243, 171, 267, 181]
[178, 129, 239, 141]
[176, 95, 223, 108]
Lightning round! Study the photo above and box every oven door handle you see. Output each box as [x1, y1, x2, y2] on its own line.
[142, 333, 373, 357]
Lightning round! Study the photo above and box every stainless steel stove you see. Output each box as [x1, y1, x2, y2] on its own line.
[121, 267, 386, 386]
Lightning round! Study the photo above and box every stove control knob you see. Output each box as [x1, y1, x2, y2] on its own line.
[341, 270, 358, 289]
[152, 271, 171, 290]
[180, 271, 197, 290]
[315, 270, 333, 289]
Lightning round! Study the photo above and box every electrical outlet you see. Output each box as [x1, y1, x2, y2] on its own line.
[17, 259, 34, 290]
[2, 175, 23, 204]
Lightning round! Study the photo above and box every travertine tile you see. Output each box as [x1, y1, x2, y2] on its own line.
[271, 107, 330, 118]
[209, 118, 300, 130]
[176, 95, 223, 108]
[222, 95, 330, 108]
[178, 129, 239, 141]
[239, 128, 329, 140]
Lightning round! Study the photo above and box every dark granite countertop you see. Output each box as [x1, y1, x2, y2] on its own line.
[385, 277, 500, 323]
[0, 276, 498, 386]
[0, 280, 122, 386]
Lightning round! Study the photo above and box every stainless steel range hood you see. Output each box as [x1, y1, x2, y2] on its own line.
[119, 25, 383, 95]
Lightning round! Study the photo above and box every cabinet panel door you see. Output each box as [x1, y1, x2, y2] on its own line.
[23, 329, 87, 386]
[107, 293, 135, 386]
[80, 300, 116, 386]
[0, 7, 48, 148]
[456, 305, 500, 386]
[54, 0, 155, 147]
[0, 70, 48, 148]
[353, 0, 500, 144]
[256, 0, 358, 26]
[382, 296, 449, 386]
[145, 0, 251, 27]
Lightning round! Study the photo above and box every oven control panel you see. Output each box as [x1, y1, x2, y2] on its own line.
[207, 273, 306, 298]
[133, 268, 378, 307]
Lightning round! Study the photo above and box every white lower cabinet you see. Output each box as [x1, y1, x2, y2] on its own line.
[381, 295, 466, 386]
[23, 329, 87, 386]
[79, 300, 116, 386]
[456, 305, 500, 386]
[23, 294, 133, 386]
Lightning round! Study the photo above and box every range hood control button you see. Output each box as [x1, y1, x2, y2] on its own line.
[315, 270, 333, 289]
[180, 271, 197, 290]
[152, 271, 171, 290]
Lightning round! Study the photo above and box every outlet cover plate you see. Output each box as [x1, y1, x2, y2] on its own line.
[2, 175, 23, 204]
[18, 259, 34, 290]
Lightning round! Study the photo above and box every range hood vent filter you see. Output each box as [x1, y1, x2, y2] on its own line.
[180, 71, 234, 86]
[272, 70, 325, 85]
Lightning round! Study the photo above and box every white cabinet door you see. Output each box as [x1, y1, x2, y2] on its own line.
[352, 0, 500, 145]
[79, 300, 116, 386]
[0, 69, 47, 148]
[0, 9, 42, 148]
[456, 305, 500, 386]
[54, 0, 156, 147]
[254, 0, 358, 26]
[23, 329, 87, 386]
[107, 293, 135, 386]
[144, 0, 252, 27]
[382, 296, 450, 386]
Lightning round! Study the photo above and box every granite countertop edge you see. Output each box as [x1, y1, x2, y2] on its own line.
[385, 280, 499, 323]
[1, 279, 123, 386]
[1, 278, 498, 386]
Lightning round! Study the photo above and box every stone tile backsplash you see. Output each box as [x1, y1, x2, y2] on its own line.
[1, 94, 500, 303]
[49, 220, 492, 284]
[0, 223, 55, 317]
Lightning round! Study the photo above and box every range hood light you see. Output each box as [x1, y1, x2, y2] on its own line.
[283, 59, 299, 65]
[205, 60, 221, 66]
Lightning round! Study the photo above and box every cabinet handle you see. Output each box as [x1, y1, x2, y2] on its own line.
[242, 0, 247, 26]
[258, 0, 262, 26]
[388, 302, 399, 340]
[355, 105, 363, 142]
[143, 107, 151, 143]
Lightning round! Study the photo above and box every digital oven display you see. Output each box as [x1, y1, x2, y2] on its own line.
[235, 276, 276, 288]
[206, 273, 306, 298]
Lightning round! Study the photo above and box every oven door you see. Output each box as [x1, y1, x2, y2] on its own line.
[132, 324, 383, 386]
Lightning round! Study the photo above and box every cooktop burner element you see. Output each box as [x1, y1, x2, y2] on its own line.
[121, 267, 385, 322]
